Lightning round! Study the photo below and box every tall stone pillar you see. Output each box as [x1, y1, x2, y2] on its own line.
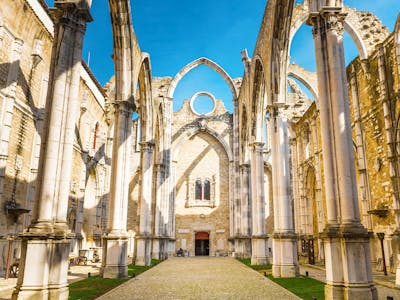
[136, 141, 155, 266]
[309, 7, 376, 299]
[12, 2, 92, 299]
[240, 163, 251, 257]
[152, 163, 164, 259]
[270, 109, 299, 277]
[250, 143, 268, 265]
[101, 101, 133, 278]
[164, 97, 175, 256]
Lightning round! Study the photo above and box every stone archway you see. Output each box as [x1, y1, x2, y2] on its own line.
[167, 57, 238, 100]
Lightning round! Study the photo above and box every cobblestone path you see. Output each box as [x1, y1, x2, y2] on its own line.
[98, 257, 300, 300]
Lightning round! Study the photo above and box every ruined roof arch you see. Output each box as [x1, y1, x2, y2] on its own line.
[290, 4, 389, 60]
[167, 57, 238, 100]
[287, 64, 318, 99]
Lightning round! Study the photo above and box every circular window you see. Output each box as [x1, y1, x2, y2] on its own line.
[190, 92, 216, 116]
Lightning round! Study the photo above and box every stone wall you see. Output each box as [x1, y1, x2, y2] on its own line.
[0, 0, 110, 275]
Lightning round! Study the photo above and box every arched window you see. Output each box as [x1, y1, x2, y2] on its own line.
[204, 180, 211, 200]
[195, 180, 202, 200]
[93, 123, 99, 150]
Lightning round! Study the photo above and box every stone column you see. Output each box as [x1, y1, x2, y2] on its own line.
[250, 142, 268, 265]
[309, 7, 376, 299]
[12, 2, 92, 299]
[270, 108, 299, 277]
[101, 101, 133, 278]
[240, 163, 251, 257]
[163, 97, 175, 256]
[136, 141, 155, 266]
[152, 163, 164, 259]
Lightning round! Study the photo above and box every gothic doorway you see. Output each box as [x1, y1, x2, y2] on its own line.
[195, 232, 210, 256]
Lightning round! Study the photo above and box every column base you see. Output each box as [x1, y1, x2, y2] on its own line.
[136, 236, 152, 266]
[101, 234, 128, 278]
[272, 232, 299, 277]
[322, 224, 377, 300]
[12, 233, 71, 300]
[251, 235, 269, 265]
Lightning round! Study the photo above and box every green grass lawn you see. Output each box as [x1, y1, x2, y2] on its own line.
[237, 258, 325, 299]
[236, 258, 272, 271]
[68, 259, 162, 300]
[267, 275, 325, 300]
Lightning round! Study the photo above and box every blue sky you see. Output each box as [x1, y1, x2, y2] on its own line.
[45, 1, 400, 113]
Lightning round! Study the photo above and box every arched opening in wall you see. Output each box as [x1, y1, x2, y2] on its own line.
[170, 58, 237, 113]
[240, 104, 249, 163]
[251, 59, 265, 141]
[173, 130, 230, 257]
[93, 122, 99, 150]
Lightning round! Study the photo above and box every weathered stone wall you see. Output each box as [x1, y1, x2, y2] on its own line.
[0, 0, 110, 274]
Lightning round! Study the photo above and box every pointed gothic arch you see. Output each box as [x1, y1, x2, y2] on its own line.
[250, 58, 266, 142]
[136, 54, 154, 142]
[167, 57, 238, 100]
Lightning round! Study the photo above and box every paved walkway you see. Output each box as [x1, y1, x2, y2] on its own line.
[98, 257, 300, 300]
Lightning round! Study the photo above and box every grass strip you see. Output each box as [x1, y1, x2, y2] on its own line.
[237, 258, 325, 299]
[236, 257, 272, 271]
[267, 275, 325, 300]
[69, 259, 162, 300]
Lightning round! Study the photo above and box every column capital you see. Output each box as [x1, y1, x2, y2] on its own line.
[140, 141, 155, 152]
[113, 100, 134, 116]
[155, 163, 165, 172]
[308, 8, 346, 37]
[239, 163, 250, 171]
[250, 142, 265, 152]
[52, 1, 93, 31]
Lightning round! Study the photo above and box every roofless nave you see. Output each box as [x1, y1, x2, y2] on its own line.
[0, 0, 400, 299]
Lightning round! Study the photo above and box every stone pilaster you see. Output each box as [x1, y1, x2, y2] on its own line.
[136, 141, 155, 266]
[152, 163, 164, 259]
[269, 107, 299, 277]
[250, 142, 268, 265]
[239, 163, 251, 257]
[101, 101, 133, 279]
[309, 7, 376, 299]
[13, 2, 92, 299]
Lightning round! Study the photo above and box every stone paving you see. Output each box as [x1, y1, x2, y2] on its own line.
[97, 257, 300, 300]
